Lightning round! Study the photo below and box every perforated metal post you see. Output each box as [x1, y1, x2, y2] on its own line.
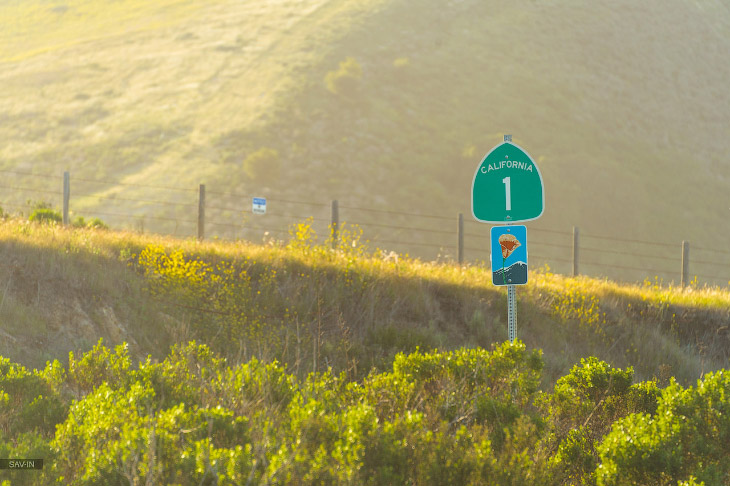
[63, 171, 70, 226]
[197, 184, 205, 241]
[572, 226, 580, 277]
[331, 200, 339, 249]
[457, 213, 464, 264]
[681, 241, 690, 287]
[507, 284, 516, 343]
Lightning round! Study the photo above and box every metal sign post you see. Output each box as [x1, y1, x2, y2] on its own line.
[508, 284, 516, 343]
[473, 135, 544, 344]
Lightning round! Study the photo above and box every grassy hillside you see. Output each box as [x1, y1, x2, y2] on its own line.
[1, 0, 729, 286]
[1, 219, 730, 484]
[0, 218, 727, 387]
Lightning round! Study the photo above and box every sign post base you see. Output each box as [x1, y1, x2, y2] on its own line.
[507, 284, 516, 343]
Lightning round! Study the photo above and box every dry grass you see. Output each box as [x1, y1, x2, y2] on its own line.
[0, 217, 727, 388]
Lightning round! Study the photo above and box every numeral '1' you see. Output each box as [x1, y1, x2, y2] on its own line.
[502, 177, 512, 211]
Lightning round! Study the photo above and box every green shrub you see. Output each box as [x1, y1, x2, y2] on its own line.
[67, 339, 132, 396]
[210, 356, 297, 416]
[596, 371, 730, 485]
[54, 378, 258, 485]
[0, 431, 56, 486]
[360, 414, 497, 486]
[72, 216, 108, 229]
[152, 341, 226, 409]
[12, 333, 730, 485]
[539, 357, 660, 484]
[0, 357, 67, 439]
[28, 207, 62, 224]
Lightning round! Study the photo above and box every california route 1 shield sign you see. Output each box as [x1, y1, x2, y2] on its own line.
[491, 225, 528, 286]
[472, 141, 544, 223]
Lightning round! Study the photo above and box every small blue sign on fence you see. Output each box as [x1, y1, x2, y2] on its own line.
[252, 197, 266, 215]
[490, 225, 528, 286]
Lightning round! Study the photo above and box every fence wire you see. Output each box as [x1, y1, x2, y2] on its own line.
[1, 171, 728, 287]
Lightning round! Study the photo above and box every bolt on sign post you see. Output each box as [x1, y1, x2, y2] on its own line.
[472, 135, 545, 343]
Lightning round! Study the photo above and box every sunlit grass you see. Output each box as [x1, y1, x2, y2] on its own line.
[531, 270, 730, 311]
[0, 216, 727, 386]
[0, 0, 213, 62]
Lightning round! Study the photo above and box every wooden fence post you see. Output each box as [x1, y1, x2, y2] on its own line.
[681, 241, 690, 287]
[63, 171, 70, 226]
[331, 200, 339, 249]
[572, 226, 579, 277]
[457, 213, 464, 264]
[198, 184, 205, 241]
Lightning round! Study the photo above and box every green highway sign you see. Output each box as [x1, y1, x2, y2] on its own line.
[471, 140, 544, 223]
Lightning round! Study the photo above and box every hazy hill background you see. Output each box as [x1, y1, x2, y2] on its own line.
[1, 0, 729, 285]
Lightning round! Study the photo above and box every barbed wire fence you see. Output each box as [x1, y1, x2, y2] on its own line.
[1, 169, 729, 288]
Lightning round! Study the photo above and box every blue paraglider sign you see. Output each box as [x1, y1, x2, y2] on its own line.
[490, 225, 528, 286]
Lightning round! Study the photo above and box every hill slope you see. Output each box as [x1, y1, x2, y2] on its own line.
[1, 0, 729, 284]
[0, 219, 728, 386]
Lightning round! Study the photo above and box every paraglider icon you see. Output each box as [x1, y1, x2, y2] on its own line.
[498, 233, 521, 285]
